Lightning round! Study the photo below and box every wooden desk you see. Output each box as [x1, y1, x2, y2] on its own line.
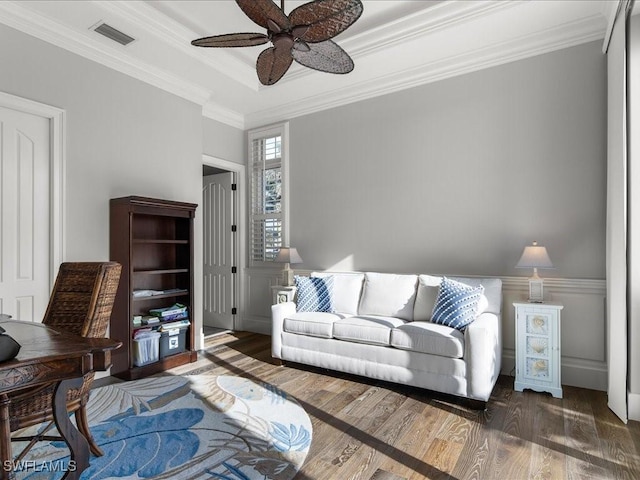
[0, 320, 121, 480]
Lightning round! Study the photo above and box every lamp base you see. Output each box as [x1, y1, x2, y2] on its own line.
[282, 265, 295, 286]
[528, 278, 544, 303]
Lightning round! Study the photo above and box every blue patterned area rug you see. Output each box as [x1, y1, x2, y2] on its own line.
[13, 375, 312, 480]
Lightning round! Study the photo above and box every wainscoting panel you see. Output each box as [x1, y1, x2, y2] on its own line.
[240, 267, 282, 335]
[240, 270, 607, 391]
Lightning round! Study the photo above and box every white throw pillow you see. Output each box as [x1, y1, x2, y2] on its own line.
[358, 272, 418, 321]
[311, 272, 364, 315]
[413, 274, 443, 321]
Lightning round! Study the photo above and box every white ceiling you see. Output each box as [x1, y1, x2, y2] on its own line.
[0, 1, 617, 129]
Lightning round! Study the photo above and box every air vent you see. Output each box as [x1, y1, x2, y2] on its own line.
[93, 23, 135, 46]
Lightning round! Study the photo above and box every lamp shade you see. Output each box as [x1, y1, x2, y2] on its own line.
[275, 247, 303, 264]
[516, 241, 553, 269]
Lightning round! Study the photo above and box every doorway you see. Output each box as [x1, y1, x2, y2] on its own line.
[202, 155, 245, 336]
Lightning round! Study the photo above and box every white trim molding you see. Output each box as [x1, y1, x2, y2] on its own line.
[0, 1, 210, 105]
[199, 154, 247, 348]
[629, 393, 640, 421]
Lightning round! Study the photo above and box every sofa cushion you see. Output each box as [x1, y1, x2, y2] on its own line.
[283, 312, 343, 338]
[295, 275, 334, 312]
[311, 272, 364, 315]
[432, 277, 484, 331]
[413, 274, 442, 321]
[390, 322, 465, 358]
[333, 315, 406, 346]
[358, 273, 418, 321]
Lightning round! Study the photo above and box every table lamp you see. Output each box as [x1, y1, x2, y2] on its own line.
[516, 241, 554, 302]
[275, 247, 303, 286]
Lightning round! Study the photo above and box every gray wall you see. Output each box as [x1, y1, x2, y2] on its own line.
[0, 23, 203, 260]
[203, 117, 245, 165]
[290, 41, 606, 279]
[0, 23, 210, 351]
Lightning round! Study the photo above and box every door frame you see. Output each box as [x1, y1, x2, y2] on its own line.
[202, 154, 246, 330]
[0, 91, 66, 288]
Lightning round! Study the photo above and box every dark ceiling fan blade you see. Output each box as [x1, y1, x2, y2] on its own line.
[289, 0, 363, 43]
[291, 39, 354, 74]
[191, 33, 269, 48]
[236, 0, 290, 31]
[257, 46, 294, 85]
[293, 39, 311, 52]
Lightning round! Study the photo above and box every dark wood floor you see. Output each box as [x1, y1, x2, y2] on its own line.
[169, 331, 640, 480]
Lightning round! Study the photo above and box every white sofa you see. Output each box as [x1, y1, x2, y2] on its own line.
[271, 272, 502, 406]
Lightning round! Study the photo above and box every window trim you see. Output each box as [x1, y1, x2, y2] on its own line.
[248, 122, 290, 267]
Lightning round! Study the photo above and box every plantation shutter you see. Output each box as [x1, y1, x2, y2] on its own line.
[250, 133, 283, 264]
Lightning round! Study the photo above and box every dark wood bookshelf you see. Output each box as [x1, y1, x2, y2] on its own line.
[110, 196, 198, 380]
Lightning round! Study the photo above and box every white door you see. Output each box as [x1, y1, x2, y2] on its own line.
[0, 105, 51, 321]
[203, 172, 236, 330]
[606, 11, 629, 423]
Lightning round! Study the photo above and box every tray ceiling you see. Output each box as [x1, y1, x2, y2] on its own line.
[0, 1, 616, 129]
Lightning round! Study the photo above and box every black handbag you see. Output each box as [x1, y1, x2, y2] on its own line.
[0, 325, 21, 362]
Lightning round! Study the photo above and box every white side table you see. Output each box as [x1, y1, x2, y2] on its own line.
[513, 301, 564, 398]
[271, 285, 296, 305]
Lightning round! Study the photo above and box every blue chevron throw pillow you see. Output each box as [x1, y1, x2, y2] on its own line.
[295, 275, 334, 313]
[431, 277, 484, 331]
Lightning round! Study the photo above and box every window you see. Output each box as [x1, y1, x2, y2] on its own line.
[249, 123, 289, 265]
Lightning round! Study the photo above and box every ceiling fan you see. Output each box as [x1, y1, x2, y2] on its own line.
[191, 0, 364, 86]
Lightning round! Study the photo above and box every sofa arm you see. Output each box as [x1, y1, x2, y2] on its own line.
[464, 312, 502, 401]
[271, 301, 296, 359]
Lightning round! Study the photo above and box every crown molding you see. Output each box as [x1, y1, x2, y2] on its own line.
[96, 0, 260, 91]
[351, 0, 521, 56]
[0, 1, 211, 105]
[245, 13, 606, 129]
[266, 0, 521, 87]
[202, 102, 245, 130]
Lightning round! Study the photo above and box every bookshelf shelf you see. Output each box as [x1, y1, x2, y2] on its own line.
[132, 289, 189, 302]
[133, 239, 190, 245]
[133, 268, 190, 275]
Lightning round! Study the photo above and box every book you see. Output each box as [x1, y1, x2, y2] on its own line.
[159, 319, 190, 331]
[141, 316, 160, 325]
[133, 289, 163, 297]
[161, 288, 188, 295]
[157, 311, 188, 322]
[132, 289, 187, 298]
[149, 303, 187, 318]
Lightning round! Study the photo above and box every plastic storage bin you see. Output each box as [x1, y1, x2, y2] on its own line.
[132, 331, 161, 366]
[159, 326, 187, 358]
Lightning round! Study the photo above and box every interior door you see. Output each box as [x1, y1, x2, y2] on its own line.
[0, 105, 51, 321]
[203, 172, 236, 330]
[606, 5, 629, 424]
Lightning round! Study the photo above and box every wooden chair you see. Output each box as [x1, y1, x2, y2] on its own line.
[8, 262, 122, 459]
